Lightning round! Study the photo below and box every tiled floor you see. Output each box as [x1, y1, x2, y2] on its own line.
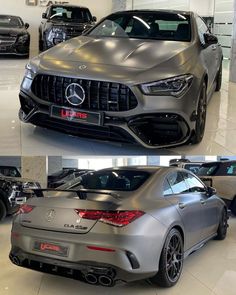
[0, 57, 235, 156]
[1, 216, 235, 295]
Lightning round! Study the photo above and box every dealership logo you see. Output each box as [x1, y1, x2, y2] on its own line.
[45, 209, 56, 222]
[65, 83, 85, 106]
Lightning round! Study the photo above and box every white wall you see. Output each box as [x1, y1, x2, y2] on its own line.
[190, 0, 214, 16]
[0, 0, 113, 54]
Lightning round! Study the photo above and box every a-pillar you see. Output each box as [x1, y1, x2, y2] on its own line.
[21, 156, 47, 188]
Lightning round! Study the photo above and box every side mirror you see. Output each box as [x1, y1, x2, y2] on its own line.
[25, 23, 29, 29]
[42, 13, 47, 19]
[92, 16, 97, 22]
[203, 33, 218, 46]
[207, 186, 217, 197]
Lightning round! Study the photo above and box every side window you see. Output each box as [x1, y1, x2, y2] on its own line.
[163, 179, 173, 196]
[183, 173, 206, 193]
[196, 16, 208, 45]
[216, 162, 236, 176]
[167, 172, 189, 194]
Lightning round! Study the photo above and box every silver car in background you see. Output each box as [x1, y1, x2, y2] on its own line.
[19, 10, 222, 148]
[10, 167, 227, 288]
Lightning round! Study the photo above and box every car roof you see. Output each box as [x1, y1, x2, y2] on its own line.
[113, 9, 192, 15]
[50, 4, 89, 9]
[202, 160, 236, 166]
[97, 166, 189, 174]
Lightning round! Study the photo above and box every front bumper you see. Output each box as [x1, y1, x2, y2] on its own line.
[19, 75, 199, 148]
[0, 44, 29, 56]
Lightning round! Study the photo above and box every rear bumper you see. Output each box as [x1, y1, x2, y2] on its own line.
[9, 247, 156, 285]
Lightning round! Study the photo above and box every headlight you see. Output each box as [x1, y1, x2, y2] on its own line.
[18, 34, 29, 44]
[24, 63, 34, 79]
[23, 182, 41, 190]
[140, 74, 193, 97]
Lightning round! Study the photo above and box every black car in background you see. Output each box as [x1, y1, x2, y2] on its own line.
[39, 4, 96, 51]
[0, 15, 30, 56]
[48, 168, 93, 188]
[0, 174, 41, 221]
[0, 166, 21, 178]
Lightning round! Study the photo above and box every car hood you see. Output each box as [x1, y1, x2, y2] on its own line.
[0, 26, 26, 36]
[37, 36, 196, 84]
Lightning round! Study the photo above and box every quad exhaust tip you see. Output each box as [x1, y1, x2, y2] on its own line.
[84, 273, 98, 285]
[10, 255, 21, 266]
[98, 275, 113, 287]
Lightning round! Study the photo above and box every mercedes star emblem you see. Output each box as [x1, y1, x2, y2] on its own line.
[46, 209, 56, 222]
[78, 65, 87, 70]
[65, 83, 85, 106]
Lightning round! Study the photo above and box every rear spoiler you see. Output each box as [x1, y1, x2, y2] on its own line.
[31, 188, 120, 200]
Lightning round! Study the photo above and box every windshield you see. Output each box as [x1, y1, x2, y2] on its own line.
[49, 6, 92, 23]
[62, 170, 150, 191]
[184, 164, 202, 174]
[197, 164, 219, 176]
[88, 12, 191, 41]
[0, 15, 23, 28]
[0, 167, 21, 177]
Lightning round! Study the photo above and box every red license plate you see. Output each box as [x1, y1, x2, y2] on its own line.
[33, 241, 69, 257]
[50, 105, 103, 126]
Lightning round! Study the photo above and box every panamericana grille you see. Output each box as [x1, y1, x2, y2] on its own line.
[0, 35, 16, 46]
[31, 74, 138, 112]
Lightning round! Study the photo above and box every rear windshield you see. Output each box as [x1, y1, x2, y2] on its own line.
[0, 15, 23, 28]
[88, 12, 191, 41]
[70, 170, 150, 191]
[49, 6, 92, 22]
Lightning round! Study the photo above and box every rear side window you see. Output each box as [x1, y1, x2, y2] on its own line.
[75, 170, 150, 191]
[167, 172, 189, 194]
[163, 179, 173, 196]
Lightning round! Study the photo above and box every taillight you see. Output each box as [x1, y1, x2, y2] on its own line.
[18, 204, 35, 214]
[74, 209, 144, 227]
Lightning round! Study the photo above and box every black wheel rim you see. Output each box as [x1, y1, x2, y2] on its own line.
[165, 234, 183, 282]
[198, 86, 207, 137]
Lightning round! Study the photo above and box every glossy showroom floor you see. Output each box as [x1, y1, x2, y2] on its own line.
[0, 57, 235, 156]
[0, 216, 235, 295]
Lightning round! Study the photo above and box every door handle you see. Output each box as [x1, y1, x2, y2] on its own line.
[200, 199, 206, 205]
[178, 202, 186, 209]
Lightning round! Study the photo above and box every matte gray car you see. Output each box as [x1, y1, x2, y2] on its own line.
[10, 167, 227, 287]
[19, 10, 222, 148]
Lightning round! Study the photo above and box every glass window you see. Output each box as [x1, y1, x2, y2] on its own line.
[183, 173, 206, 193]
[49, 6, 92, 22]
[197, 163, 219, 176]
[0, 167, 21, 177]
[0, 16, 23, 28]
[163, 179, 173, 196]
[216, 162, 236, 176]
[184, 164, 202, 174]
[88, 12, 191, 41]
[167, 172, 189, 194]
[196, 16, 209, 44]
[68, 170, 150, 191]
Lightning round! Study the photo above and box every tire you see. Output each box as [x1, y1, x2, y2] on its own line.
[150, 228, 184, 288]
[0, 199, 7, 222]
[215, 209, 228, 240]
[190, 82, 207, 144]
[215, 62, 222, 92]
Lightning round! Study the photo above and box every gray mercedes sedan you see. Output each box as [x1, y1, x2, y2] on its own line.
[10, 167, 227, 287]
[19, 10, 222, 148]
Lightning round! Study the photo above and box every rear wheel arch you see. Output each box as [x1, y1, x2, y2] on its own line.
[172, 225, 184, 245]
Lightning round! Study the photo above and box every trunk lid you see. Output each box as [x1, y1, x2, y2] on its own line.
[20, 191, 119, 234]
